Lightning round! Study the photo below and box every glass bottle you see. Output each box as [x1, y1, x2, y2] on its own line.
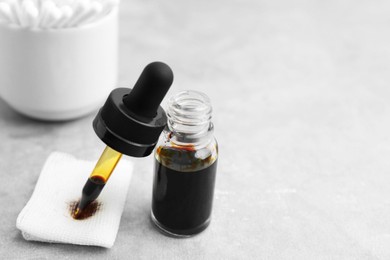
[151, 90, 218, 237]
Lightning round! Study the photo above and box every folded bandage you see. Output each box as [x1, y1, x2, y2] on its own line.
[16, 152, 133, 248]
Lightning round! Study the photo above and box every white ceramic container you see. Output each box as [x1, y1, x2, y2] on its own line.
[0, 9, 118, 120]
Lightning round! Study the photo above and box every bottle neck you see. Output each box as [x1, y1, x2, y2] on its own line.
[166, 90, 213, 147]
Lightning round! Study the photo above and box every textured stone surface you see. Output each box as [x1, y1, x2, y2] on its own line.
[1, 0, 390, 259]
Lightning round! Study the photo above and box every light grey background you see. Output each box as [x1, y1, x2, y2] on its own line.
[1, 0, 390, 259]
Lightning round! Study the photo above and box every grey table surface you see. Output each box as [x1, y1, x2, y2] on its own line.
[1, 0, 390, 259]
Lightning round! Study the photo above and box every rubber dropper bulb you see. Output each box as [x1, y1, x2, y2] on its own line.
[123, 62, 174, 119]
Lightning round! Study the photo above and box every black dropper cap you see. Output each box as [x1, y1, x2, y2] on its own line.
[93, 62, 174, 157]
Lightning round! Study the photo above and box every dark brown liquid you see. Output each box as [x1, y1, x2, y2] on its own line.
[152, 146, 217, 236]
[71, 176, 106, 220]
[69, 200, 102, 220]
[81, 176, 106, 205]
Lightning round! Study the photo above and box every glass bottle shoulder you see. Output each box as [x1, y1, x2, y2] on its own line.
[155, 131, 218, 172]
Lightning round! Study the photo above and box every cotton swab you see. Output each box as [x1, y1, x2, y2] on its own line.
[22, 0, 39, 28]
[0, 2, 14, 24]
[52, 5, 72, 28]
[65, 0, 89, 27]
[0, 0, 120, 29]
[75, 1, 102, 27]
[93, 0, 118, 21]
[43, 4, 62, 28]
[38, 1, 55, 28]
[7, 0, 24, 26]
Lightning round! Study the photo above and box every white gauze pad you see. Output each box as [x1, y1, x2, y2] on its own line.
[16, 151, 133, 248]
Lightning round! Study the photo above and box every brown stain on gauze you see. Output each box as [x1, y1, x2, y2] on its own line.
[69, 200, 102, 220]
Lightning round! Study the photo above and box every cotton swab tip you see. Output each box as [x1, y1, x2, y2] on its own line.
[0, 3, 13, 24]
[0, 0, 120, 28]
